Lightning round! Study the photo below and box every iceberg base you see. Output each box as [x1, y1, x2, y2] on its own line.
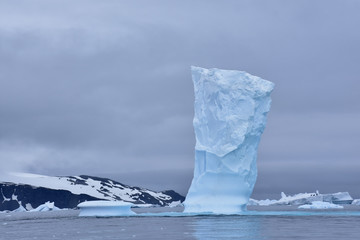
[78, 201, 135, 217]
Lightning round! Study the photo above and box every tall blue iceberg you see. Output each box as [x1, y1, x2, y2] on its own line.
[184, 66, 274, 214]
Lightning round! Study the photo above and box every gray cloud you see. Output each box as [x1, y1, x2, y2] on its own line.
[0, 0, 359, 197]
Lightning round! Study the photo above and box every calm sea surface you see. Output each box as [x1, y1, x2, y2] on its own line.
[1, 206, 360, 240]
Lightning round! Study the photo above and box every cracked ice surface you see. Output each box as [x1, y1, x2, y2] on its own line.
[184, 66, 274, 214]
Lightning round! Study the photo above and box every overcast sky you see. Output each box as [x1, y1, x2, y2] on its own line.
[0, 0, 359, 199]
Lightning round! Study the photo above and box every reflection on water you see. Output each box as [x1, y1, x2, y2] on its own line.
[190, 216, 264, 240]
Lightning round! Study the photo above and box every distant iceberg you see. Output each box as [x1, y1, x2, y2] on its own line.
[3, 201, 62, 213]
[298, 201, 343, 209]
[29, 201, 61, 212]
[78, 201, 135, 217]
[249, 191, 353, 206]
[184, 66, 274, 214]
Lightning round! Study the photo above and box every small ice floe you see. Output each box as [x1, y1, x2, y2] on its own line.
[249, 198, 279, 206]
[298, 201, 343, 209]
[78, 200, 135, 217]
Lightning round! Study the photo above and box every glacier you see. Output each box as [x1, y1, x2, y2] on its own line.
[184, 66, 274, 214]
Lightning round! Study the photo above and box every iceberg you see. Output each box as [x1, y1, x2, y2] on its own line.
[184, 66, 274, 214]
[249, 191, 354, 206]
[29, 201, 60, 212]
[78, 201, 135, 217]
[298, 201, 343, 209]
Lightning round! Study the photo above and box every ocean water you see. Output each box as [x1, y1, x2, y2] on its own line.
[1, 206, 360, 240]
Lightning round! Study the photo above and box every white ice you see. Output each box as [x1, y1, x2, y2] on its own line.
[250, 191, 353, 206]
[7, 201, 61, 213]
[78, 201, 135, 217]
[12, 205, 27, 212]
[29, 201, 60, 212]
[184, 66, 274, 214]
[298, 201, 343, 209]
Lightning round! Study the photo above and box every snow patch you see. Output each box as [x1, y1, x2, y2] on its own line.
[25, 203, 33, 210]
[11, 193, 18, 201]
[1, 188, 10, 203]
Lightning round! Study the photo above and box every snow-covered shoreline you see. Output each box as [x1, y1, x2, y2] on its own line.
[0, 172, 185, 212]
